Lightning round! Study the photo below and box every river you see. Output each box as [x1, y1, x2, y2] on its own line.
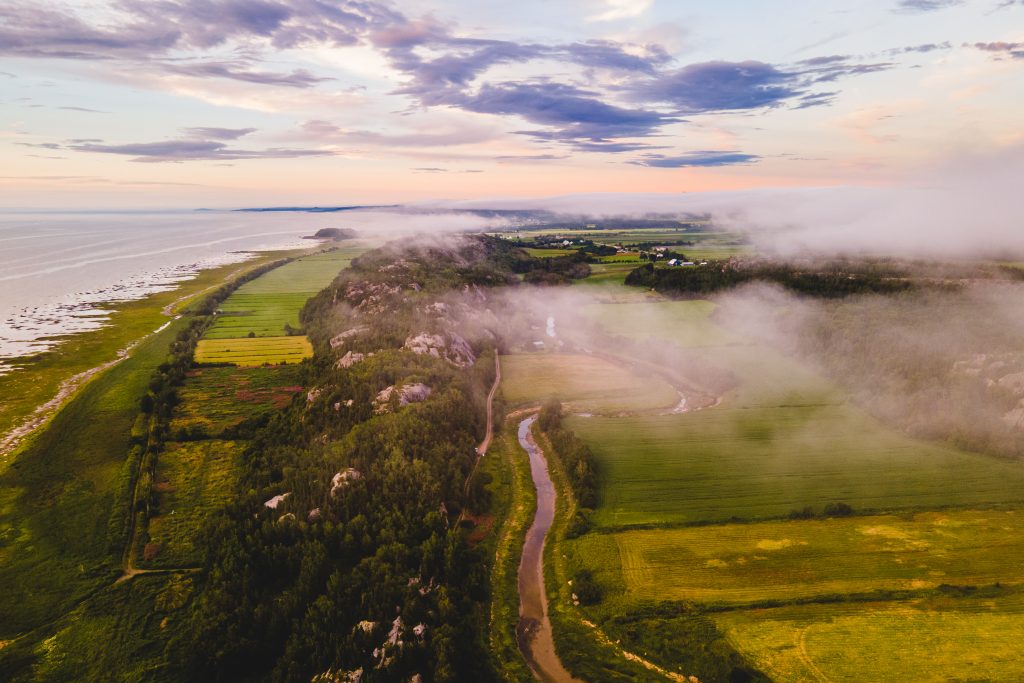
[516, 416, 580, 682]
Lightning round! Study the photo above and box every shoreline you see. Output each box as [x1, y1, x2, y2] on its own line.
[0, 245, 320, 464]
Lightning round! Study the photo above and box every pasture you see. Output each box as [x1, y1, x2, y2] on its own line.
[194, 336, 312, 366]
[144, 440, 244, 567]
[500, 353, 679, 413]
[715, 593, 1024, 683]
[573, 509, 1024, 606]
[205, 247, 362, 340]
[567, 409, 1024, 527]
[579, 300, 741, 348]
[0, 317, 188, 637]
[171, 365, 303, 435]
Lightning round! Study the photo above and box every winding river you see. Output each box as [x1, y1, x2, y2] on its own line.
[516, 416, 580, 682]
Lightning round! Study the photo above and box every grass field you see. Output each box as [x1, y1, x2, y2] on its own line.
[194, 336, 312, 366]
[574, 509, 1024, 606]
[144, 440, 245, 568]
[524, 247, 576, 258]
[715, 593, 1024, 683]
[579, 300, 742, 348]
[0, 317, 188, 637]
[170, 365, 303, 434]
[204, 248, 361, 340]
[0, 250, 300, 469]
[500, 353, 679, 413]
[567, 409, 1024, 527]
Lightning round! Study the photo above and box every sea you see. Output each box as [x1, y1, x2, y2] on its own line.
[0, 208, 504, 372]
[0, 210, 347, 370]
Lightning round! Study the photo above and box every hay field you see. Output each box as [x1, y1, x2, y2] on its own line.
[573, 509, 1024, 606]
[500, 352, 679, 413]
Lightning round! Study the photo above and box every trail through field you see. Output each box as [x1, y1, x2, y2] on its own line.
[516, 416, 581, 683]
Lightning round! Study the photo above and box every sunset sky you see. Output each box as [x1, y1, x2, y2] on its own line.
[1, 0, 1022, 208]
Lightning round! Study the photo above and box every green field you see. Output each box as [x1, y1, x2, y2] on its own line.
[580, 300, 742, 347]
[575, 509, 1024, 606]
[524, 247, 576, 258]
[194, 336, 313, 366]
[170, 365, 303, 435]
[567, 409, 1024, 528]
[0, 317, 188, 637]
[715, 594, 1024, 683]
[500, 353, 679, 413]
[205, 248, 361, 340]
[144, 440, 245, 568]
[0, 250, 300, 470]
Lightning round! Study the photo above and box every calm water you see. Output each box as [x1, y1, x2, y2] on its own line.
[0, 211, 335, 366]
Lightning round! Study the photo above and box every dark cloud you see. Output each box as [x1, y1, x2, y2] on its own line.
[181, 127, 257, 140]
[895, 0, 963, 11]
[635, 61, 803, 112]
[632, 151, 761, 168]
[26, 137, 335, 163]
[886, 41, 953, 54]
[57, 106, 109, 113]
[969, 41, 1024, 59]
[494, 154, 568, 162]
[161, 60, 330, 87]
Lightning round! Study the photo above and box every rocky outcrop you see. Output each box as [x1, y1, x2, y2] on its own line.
[373, 383, 433, 414]
[329, 325, 370, 349]
[404, 332, 475, 368]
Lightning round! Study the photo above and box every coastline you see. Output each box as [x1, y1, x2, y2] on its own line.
[0, 246, 318, 466]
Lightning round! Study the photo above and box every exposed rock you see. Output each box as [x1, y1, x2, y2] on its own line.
[329, 325, 370, 349]
[1004, 399, 1024, 430]
[333, 399, 355, 411]
[277, 512, 296, 524]
[312, 668, 363, 683]
[307, 508, 321, 522]
[306, 387, 323, 404]
[264, 492, 290, 509]
[331, 468, 363, 495]
[404, 332, 475, 368]
[373, 383, 432, 413]
[998, 371, 1024, 396]
[336, 351, 366, 369]
[356, 620, 376, 634]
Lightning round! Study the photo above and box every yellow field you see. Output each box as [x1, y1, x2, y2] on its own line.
[574, 509, 1024, 606]
[194, 336, 312, 366]
[715, 595, 1024, 683]
[499, 352, 679, 413]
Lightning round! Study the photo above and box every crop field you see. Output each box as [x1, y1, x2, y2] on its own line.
[714, 593, 1024, 682]
[194, 335, 312, 366]
[500, 353, 679, 413]
[573, 509, 1024, 606]
[205, 248, 361, 340]
[171, 365, 303, 434]
[567, 409, 1024, 527]
[144, 440, 244, 567]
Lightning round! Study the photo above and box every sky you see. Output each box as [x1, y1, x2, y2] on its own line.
[0, 0, 1022, 208]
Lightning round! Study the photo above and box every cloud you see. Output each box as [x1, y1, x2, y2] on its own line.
[894, 0, 963, 11]
[632, 150, 761, 168]
[635, 61, 804, 112]
[181, 127, 257, 140]
[159, 60, 331, 87]
[588, 0, 655, 22]
[57, 106, 109, 113]
[886, 41, 953, 54]
[968, 41, 1024, 59]
[51, 137, 335, 163]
